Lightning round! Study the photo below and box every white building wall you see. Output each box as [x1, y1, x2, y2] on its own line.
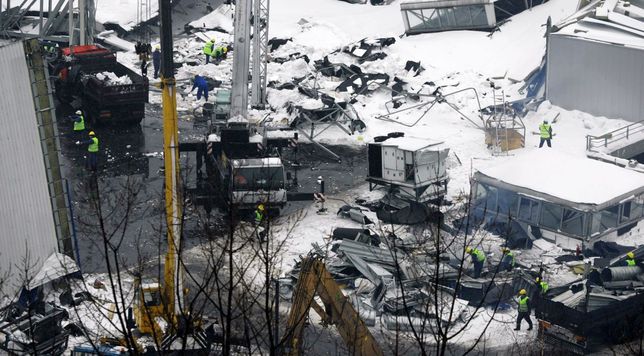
[0, 42, 58, 297]
[546, 34, 644, 122]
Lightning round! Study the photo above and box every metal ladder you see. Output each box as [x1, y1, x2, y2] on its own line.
[491, 88, 508, 156]
[251, 0, 269, 108]
[23, 39, 76, 259]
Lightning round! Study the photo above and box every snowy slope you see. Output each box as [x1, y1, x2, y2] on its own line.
[96, 0, 159, 31]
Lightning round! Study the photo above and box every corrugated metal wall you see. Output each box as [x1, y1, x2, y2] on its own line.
[546, 34, 644, 122]
[0, 42, 58, 297]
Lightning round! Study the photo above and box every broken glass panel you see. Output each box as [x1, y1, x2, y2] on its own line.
[540, 202, 563, 231]
[561, 208, 585, 236]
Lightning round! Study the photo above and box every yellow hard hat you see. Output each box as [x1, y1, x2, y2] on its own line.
[258, 204, 265, 211]
[627, 252, 635, 259]
[519, 289, 527, 295]
[535, 277, 541, 283]
[501, 247, 509, 253]
[89, 131, 95, 136]
[465, 246, 472, 254]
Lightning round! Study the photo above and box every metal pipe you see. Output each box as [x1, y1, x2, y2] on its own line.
[600, 266, 642, 282]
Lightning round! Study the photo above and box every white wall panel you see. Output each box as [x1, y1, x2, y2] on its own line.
[0, 42, 58, 298]
[546, 35, 644, 122]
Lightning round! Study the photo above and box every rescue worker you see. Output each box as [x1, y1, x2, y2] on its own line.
[76, 131, 99, 172]
[465, 246, 486, 278]
[141, 57, 149, 77]
[515, 289, 533, 331]
[625, 251, 637, 266]
[70, 109, 85, 140]
[539, 119, 553, 148]
[255, 203, 265, 225]
[535, 277, 549, 296]
[212, 45, 228, 63]
[203, 38, 215, 64]
[499, 247, 515, 272]
[152, 46, 161, 79]
[255, 203, 266, 241]
[190, 75, 209, 101]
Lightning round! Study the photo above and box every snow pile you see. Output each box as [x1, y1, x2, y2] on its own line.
[95, 0, 159, 32]
[188, 5, 234, 33]
[95, 71, 133, 85]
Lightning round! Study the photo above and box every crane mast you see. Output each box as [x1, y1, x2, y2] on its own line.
[230, 0, 252, 121]
[159, 0, 183, 321]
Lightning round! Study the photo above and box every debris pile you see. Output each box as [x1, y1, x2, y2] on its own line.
[93, 71, 133, 85]
[283, 227, 481, 331]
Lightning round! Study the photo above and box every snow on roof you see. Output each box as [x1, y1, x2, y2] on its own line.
[30, 253, 79, 289]
[553, 1, 644, 49]
[400, 0, 494, 7]
[554, 19, 644, 50]
[476, 150, 644, 206]
[375, 136, 444, 151]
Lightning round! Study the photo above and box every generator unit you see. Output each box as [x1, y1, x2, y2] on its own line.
[367, 135, 449, 203]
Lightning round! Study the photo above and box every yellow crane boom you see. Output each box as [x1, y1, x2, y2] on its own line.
[284, 257, 383, 356]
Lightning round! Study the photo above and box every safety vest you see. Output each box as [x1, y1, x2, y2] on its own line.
[539, 281, 549, 294]
[203, 41, 214, 56]
[73, 114, 85, 131]
[255, 210, 263, 224]
[626, 259, 636, 266]
[518, 296, 529, 312]
[504, 252, 515, 266]
[472, 248, 486, 262]
[88, 137, 99, 153]
[539, 123, 551, 139]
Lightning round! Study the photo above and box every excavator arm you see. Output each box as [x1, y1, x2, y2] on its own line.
[284, 257, 383, 356]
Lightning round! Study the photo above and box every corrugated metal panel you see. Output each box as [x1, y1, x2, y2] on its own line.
[0, 41, 58, 297]
[546, 34, 644, 122]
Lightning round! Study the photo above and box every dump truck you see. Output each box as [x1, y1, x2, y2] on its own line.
[535, 281, 644, 354]
[49, 45, 149, 126]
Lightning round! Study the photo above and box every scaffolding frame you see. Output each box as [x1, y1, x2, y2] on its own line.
[0, 0, 94, 44]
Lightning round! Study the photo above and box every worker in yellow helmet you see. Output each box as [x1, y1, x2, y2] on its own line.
[535, 276, 549, 296]
[203, 37, 215, 64]
[515, 289, 533, 331]
[76, 130, 99, 172]
[254, 203, 267, 242]
[625, 252, 637, 266]
[500, 247, 515, 272]
[255, 203, 265, 225]
[465, 246, 486, 278]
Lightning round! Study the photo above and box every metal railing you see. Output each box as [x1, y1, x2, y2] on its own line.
[586, 119, 644, 151]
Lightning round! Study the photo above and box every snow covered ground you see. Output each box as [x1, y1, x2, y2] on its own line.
[92, 0, 644, 352]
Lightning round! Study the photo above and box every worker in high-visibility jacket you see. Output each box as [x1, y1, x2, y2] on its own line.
[539, 119, 553, 148]
[535, 277, 549, 296]
[203, 38, 215, 64]
[76, 131, 99, 172]
[465, 246, 486, 278]
[70, 109, 85, 140]
[625, 251, 637, 266]
[255, 203, 267, 242]
[515, 289, 533, 331]
[500, 247, 515, 272]
[213, 45, 229, 63]
[255, 203, 265, 225]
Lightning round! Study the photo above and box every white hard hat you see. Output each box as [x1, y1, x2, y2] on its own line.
[75, 110, 82, 115]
